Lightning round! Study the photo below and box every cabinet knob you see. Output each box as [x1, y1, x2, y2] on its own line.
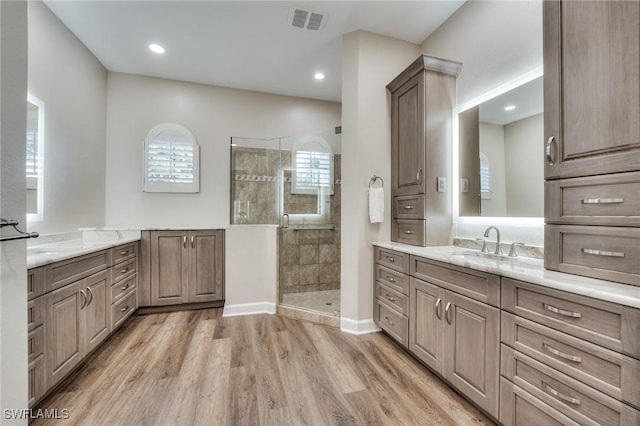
[386, 276, 396, 283]
[386, 294, 396, 302]
[384, 316, 395, 326]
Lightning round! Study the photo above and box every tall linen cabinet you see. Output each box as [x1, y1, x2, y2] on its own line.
[543, 0, 640, 286]
[387, 55, 462, 247]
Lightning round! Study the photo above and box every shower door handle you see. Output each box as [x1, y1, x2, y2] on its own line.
[281, 214, 290, 229]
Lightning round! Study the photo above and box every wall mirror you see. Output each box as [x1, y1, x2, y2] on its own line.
[456, 73, 543, 218]
[27, 95, 44, 221]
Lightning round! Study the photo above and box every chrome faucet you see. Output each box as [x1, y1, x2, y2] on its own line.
[483, 226, 502, 255]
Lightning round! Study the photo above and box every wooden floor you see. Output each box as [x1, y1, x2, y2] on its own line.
[34, 309, 495, 426]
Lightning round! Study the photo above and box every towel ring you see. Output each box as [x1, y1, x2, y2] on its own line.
[369, 175, 384, 188]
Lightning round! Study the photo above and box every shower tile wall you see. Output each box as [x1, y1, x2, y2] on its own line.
[231, 147, 280, 224]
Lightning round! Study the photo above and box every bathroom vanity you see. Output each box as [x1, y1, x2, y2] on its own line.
[373, 242, 640, 424]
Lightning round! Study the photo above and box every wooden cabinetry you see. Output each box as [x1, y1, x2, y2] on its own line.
[500, 277, 640, 425]
[409, 270, 500, 417]
[29, 241, 139, 408]
[373, 247, 410, 348]
[544, 0, 640, 286]
[149, 230, 224, 307]
[387, 55, 461, 247]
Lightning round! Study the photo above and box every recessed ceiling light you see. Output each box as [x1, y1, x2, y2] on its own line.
[149, 43, 165, 54]
[314, 72, 325, 80]
[504, 105, 516, 111]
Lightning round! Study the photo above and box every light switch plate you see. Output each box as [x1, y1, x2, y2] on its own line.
[437, 177, 447, 193]
[460, 178, 469, 193]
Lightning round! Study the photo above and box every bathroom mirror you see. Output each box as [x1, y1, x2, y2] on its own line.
[457, 74, 543, 218]
[27, 95, 44, 221]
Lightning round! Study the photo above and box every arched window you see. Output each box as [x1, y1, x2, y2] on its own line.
[291, 135, 334, 195]
[143, 123, 200, 193]
[479, 152, 492, 200]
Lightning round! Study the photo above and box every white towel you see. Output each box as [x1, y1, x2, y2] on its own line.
[369, 187, 384, 223]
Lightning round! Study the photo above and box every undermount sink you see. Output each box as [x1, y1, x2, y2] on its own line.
[451, 250, 512, 262]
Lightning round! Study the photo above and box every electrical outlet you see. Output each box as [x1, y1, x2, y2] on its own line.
[460, 178, 469, 193]
[437, 177, 447, 193]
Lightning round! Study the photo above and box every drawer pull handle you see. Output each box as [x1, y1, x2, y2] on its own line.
[120, 305, 129, 313]
[543, 303, 582, 319]
[581, 248, 625, 258]
[386, 276, 396, 283]
[435, 298, 442, 320]
[416, 169, 423, 185]
[120, 283, 129, 291]
[545, 136, 556, 165]
[445, 302, 452, 324]
[403, 205, 414, 210]
[581, 198, 624, 205]
[120, 268, 129, 274]
[384, 316, 395, 326]
[386, 294, 396, 302]
[120, 250, 129, 255]
[80, 290, 87, 309]
[542, 381, 581, 406]
[386, 256, 396, 262]
[403, 230, 414, 235]
[542, 343, 582, 363]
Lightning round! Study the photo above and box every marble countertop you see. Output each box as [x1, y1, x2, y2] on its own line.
[374, 241, 640, 310]
[27, 230, 141, 269]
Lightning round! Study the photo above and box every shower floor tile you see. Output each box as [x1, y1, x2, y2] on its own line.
[281, 289, 340, 316]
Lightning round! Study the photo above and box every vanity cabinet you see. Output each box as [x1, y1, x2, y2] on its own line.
[544, 0, 640, 286]
[387, 55, 462, 247]
[29, 242, 139, 408]
[149, 230, 224, 307]
[500, 278, 640, 425]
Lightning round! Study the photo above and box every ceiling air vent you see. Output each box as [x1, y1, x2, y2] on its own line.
[288, 7, 328, 31]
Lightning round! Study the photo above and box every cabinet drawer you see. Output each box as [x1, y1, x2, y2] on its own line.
[375, 301, 408, 348]
[376, 282, 409, 315]
[111, 242, 137, 266]
[28, 355, 45, 408]
[112, 290, 136, 330]
[46, 250, 110, 291]
[545, 172, 640, 227]
[112, 258, 136, 284]
[501, 345, 640, 426]
[411, 256, 500, 306]
[391, 219, 425, 246]
[502, 278, 640, 358]
[28, 325, 44, 364]
[27, 296, 45, 332]
[501, 312, 640, 407]
[393, 195, 424, 219]
[27, 267, 45, 300]
[374, 247, 409, 273]
[545, 225, 640, 286]
[111, 275, 136, 304]
[375, 264, 409, 295]
[500, 377, 579, 426]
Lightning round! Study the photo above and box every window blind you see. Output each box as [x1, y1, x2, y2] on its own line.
[294, 150, 331, 191]
[146, 140, 195, 184]
[26, 131, 41, 178]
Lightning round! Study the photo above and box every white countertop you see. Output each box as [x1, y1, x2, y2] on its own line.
[374, 241, 640, 310]
[27, 230, 142, 269]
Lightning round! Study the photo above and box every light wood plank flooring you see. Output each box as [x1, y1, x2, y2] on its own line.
[34, 309, 495, 425]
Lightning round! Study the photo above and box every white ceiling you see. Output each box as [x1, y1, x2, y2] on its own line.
[479, 76, 543, 126]
[43, 1, 465, 102]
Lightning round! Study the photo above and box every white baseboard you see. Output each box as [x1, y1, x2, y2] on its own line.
[222, 302, 276, 317]
[340, 317, 380, 335]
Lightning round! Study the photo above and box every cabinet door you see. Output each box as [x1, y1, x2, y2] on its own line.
[391, 72, 425, 196]
[83, 270, 111, 354]
[544, 1, 640, 179]
[188, 230, 224, 303]
[409, 277, 445, 373]
[46, 281, 83, 387]
[150, 231, 189, 306]
[444, 291, 500, 418]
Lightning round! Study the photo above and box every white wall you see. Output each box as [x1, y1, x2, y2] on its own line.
[422, 0, 543, 246]
[27, 0, 108, 235]
[1, 1, 29, 421]
[505, 113, 544, 217]
[105, 72, 340, 228]
[341, 31, 420, 333]
[223, 226, 278, 316]
[479, 122, 506, 216]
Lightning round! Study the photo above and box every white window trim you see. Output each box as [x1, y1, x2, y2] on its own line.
[291, 149, 334, 196]
[143, 123, 200, 193]
[27, 94, 45, 222]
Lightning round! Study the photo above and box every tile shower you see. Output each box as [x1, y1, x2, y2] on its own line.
[231, 130, 341, 316]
